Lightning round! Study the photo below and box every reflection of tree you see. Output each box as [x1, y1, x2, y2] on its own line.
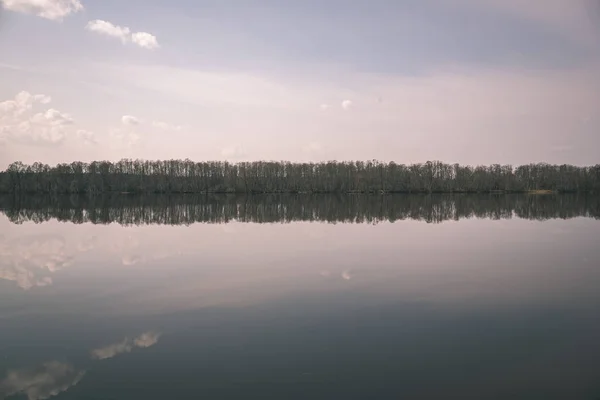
[1, 194, 598, 226]
[0, 361, 84, 400]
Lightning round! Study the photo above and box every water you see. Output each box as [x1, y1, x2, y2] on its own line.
[1, 194, 600, 399]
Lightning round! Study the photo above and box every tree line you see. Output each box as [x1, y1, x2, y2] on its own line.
[1, 159, 599, 194]
[2, 193, 598, 225]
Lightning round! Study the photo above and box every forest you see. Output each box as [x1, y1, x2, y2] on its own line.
[2, 193, 598, 226]
[1, 159, 599, 194]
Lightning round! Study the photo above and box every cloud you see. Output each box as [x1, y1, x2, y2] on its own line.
[0, 91, 48, 119]
[110, 116, 142, 146]
[121, 115, 140, 126]
[341, 100, 352, 110]
[131, 32, 160, 50]
[342, 270, 352, 280]
[86, 19, 160, 49]
[33, 94, 52, 104]
[302, 141, 323, 153]
[76, 129, 97, 145]
[0, 91, 76, 145]
[221, 144, 248, 160]
[0, 235, 75, 290]
[0, 361, 85, 400]
[91, 332, 161, 360]
[85, 20, 131, 43]
[1, 0, 83, 21]
[320, 104, 330, 110]
[152, 121, 182, 131]
[110, 128, 140, 147]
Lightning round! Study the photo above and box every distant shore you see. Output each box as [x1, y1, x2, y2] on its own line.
[2, 159, 598, 195]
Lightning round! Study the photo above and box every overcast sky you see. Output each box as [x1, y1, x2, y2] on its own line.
[0, 0, 599, 169]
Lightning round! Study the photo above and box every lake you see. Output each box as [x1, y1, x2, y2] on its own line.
[1, 194, 600, 399]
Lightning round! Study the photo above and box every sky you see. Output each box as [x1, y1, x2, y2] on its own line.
[0, 0, 599, 169]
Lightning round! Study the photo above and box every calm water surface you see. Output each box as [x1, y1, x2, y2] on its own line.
[1, 195, 600, 399]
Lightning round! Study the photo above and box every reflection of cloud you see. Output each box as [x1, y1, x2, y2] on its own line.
[91, 338, 133, 360]
[91, 332, 161, 360]
[77, 236, 97, 252]
[342, 270, 352, 280]
[115, 233, 180, 266]
[0, 235, 74, 290]
[221, 224, 238, 234]
[133, 332, 161, 348]
[121, 255, 142, 266]
[121, 252, 174, 266]
[0, 361, 84, 400]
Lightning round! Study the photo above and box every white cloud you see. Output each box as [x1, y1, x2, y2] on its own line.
[86, 20, 160, 49]
[1, 0, 83, 21]
[131, 32, 160, 50]
[341, 100, 352, 110]
[5, 60, 599, 167]
[91, 332, 161, 360]
[0, 91, 45, 119]
[20, 109, 73, 144]
[320, 104, 330, 110]
[33, 109, 72, 125]
[0, 91, 77, 145]
[110, 128, 140, 147]
[76, 129, 97, 145]
[302, 141, 323, 153]
[221, 144, 248, 160]
[152, 121, 182, 131]
[86, 20, 131, 43]
[0, 361, 85, 400]
[121, 115, 140, 126]
[342, 270, 352, 280]
[111, 116, 142, 147]
[33, 94, 52, 104]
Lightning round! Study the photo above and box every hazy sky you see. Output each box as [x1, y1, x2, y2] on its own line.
[0, 0, 599, 169]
